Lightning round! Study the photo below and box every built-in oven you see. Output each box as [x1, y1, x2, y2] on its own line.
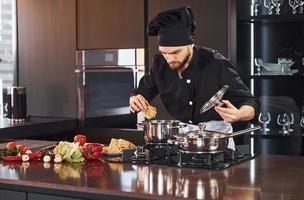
[75, 49, 144, 128]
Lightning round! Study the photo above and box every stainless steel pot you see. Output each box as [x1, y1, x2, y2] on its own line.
[169, 126, 261, 152]
[138, 120, 187, 143]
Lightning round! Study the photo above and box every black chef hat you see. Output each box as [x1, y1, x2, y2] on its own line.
[148, 6, 196, 46]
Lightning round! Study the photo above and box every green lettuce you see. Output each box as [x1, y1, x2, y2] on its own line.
[53, 141, 84, 163]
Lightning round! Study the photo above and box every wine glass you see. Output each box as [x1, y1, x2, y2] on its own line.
[300, 116, 304, 128]
[277, 113, 289, 135]
[285, 113, 294, 132]
[272, 0, 284, 15]
[289, 0, 299, 14]
[4, 49, 13, 63]
[259, 112, 271, 133]
[264, 0, 274, 15]
[252, 0, 261, 16]
[298, 0, 304, 13]
[254, 58, 264, 75]
[278, 58, 294, 75]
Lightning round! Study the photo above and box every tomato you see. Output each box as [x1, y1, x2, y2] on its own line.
[17, 144, 28, 153]
[6, 141, 16, 149]
[73, 134, 87, 146]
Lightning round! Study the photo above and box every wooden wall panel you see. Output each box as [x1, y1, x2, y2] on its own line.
[77, 0, 145, 49]
[18, 0, 76, 117]
[148, 0, 228, 69]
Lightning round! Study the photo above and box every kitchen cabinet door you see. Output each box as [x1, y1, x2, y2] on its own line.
[77, 0, 145, 49]
[0, 189, 26, 199]
[18, 0, 77, 118]
[28, 193, 83, 200]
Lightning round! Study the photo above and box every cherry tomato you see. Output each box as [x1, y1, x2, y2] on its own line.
[17, 144, 28, 153]
[6, 141, 16, 149]
[73, 134, 87, 146]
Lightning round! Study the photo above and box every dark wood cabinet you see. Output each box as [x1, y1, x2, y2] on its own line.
[0, 189, 26, 200]
[28, 193, 83, 200]
[17, 0, 77, 118]
[77, 0, 145, 49]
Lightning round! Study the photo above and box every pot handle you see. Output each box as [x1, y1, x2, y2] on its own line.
[228, 126, 261, 138]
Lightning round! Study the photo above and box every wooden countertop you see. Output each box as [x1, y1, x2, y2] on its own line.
[0, 154, 303, 200]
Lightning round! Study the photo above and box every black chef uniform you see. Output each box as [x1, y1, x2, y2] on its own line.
[130, 45, 259, 125]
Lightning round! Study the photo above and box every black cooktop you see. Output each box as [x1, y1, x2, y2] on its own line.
[103, 144, 256, 170]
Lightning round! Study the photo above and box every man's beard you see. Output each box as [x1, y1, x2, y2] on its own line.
[168, 52, 191, 71]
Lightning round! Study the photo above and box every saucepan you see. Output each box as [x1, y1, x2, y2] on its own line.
[168, 126, 261, 152]
[137, 120, 187, 143]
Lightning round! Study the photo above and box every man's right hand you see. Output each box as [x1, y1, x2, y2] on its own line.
[129, 94, 149, 113]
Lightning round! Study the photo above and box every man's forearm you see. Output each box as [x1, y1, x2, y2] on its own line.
[239, 105, 255, 121]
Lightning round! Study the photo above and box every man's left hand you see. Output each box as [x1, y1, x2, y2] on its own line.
[214, 100, 240, 123]
[214, 100, 255, 123]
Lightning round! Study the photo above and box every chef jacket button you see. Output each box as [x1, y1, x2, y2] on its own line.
[186, 79, 191, 84]
[189, 101, 193, 105]
[189, 120, 193, 124]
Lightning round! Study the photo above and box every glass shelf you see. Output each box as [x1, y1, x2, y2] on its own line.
[250, 133, 303, 138]
[249, 127, 303, 138]
[249, 75, 304, 80]
[238, 15, 304, 23]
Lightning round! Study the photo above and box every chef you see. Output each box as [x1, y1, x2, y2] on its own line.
[129, 6, 259, 142]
